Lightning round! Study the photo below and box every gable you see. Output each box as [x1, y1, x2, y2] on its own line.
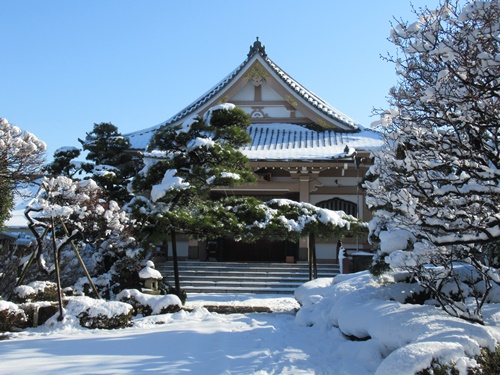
[126, 39, 370, 152]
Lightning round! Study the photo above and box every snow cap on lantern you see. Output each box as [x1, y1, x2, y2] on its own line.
[139, 260, 163, 295]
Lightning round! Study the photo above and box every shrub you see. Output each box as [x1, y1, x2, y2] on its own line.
[0, 300, 27, 332]
[474, 346, 500, 375]
[369, 253, 390, 277]
[416, 359, 459, 375]
[65, 296, 133, 329]
[404, 288, 432, 305]
[168, 285, 187, 305]
[110, 256, 142, 294]
[117, 289, 182, 316]
[11, 281, 59, 303]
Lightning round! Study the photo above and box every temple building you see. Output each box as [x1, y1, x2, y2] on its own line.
[125, 38, 383, 263]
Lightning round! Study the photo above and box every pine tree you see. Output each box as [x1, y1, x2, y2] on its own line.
[128, 104, 256, 295]
[79, 122, 135, 204]
[44, 147, 90, 178]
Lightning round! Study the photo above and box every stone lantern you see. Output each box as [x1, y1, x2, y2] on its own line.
[139, 260, 163, 295]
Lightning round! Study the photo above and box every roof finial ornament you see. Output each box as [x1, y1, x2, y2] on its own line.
[248, 37, 267, 58]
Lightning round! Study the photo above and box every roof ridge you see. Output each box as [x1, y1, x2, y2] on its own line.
[125, 39, 360, 146]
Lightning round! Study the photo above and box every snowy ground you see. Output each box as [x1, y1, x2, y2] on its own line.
[1, 272, 500, 375]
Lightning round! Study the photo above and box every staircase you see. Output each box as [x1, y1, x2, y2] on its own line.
[155, 261, 339, 294]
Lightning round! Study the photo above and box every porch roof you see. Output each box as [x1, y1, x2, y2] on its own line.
[242, 124, 382, 161]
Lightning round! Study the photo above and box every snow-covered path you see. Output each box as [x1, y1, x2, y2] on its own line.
[4, 274, 499, 375]
[0, 300, 348, 375]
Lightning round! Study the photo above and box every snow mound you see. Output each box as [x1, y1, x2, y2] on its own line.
[295, 272, 499, 374]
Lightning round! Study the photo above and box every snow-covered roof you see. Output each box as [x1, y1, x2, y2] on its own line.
[242, 124, 383, 161]
[4, 209, 29, 229]
[128, 123, 383, 161]
[126, 38, 361, 151]
[139, 265, 163, 280]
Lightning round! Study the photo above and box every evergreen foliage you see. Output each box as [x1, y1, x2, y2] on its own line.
[43, 147, 90, 178]
[79, 122, 136, 204]
[129, 104, 256, 241]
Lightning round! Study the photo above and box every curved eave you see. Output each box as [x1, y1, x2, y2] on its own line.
[126, 57, 254, 150]
[260, 55, 358, 131]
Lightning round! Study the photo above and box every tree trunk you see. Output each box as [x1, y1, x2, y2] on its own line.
[171, 230, 181, 295]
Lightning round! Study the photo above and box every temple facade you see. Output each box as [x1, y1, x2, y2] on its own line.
[126, 38, 383, 263]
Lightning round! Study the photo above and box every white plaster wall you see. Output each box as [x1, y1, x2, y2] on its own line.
[262, 106, 291, 118]
[232, 83, 254, 100]
[261, 84, 282, 100]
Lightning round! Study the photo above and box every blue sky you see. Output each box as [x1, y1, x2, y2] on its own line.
[1, 0, 439, 159]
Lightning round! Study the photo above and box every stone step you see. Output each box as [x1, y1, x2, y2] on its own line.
[163, 275, 316, 282]
[162, 270, 336, 278]
[155, 261, 339, 294]
[158, 261, 339, 269]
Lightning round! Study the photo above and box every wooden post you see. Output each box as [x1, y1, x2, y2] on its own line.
[310, 232, 317, 279]
[50, 217, 64, 321]
[59, 219, 101, 299]
[171, 230, 181, 295]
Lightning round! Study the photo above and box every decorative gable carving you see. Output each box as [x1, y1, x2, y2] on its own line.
[245, 62, 270, 87]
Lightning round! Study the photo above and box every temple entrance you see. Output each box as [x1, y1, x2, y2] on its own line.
[209, 238, 299, 262]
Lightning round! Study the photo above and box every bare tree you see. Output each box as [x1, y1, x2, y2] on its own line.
[365, 1, 500, 323]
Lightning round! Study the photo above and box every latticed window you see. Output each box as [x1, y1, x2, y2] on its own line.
[316, 197, 358, 217]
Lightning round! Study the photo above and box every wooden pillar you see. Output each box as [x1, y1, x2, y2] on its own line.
[299, 169, 310, 261]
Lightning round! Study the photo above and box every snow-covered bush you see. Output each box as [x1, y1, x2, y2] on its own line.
[52, 296, 134, 329]
[0, 300, 27, 332]
[11, 281, 59, 303]
[107, 256, 143, 295]
[116, 289, 182, 316]
[22, 175, 145, 299]
[475, 346, 500, 375]
[73, 273, 110, 299]
[364, 1, 500, 323]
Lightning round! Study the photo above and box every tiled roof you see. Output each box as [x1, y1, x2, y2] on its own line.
[126, 39, 358, 150]
[241, 124, 382, 161]
[264, 59, 357, 129]
[5, 209, 29, 228]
